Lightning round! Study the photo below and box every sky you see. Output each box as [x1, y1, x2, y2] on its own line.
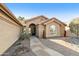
[5, 3, 79, 24]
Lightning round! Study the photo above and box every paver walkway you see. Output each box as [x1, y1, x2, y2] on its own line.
[30, 36, 63, 56]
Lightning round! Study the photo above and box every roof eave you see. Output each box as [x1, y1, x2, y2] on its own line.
[0, 3, 23, 26]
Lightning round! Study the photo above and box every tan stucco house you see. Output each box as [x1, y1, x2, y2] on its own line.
[0, 3, 67, 55]
[0, 3, 22, 55]
[25, 16, 67, 38]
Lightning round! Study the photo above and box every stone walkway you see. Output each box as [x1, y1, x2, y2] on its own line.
[30, 36, 63, 56]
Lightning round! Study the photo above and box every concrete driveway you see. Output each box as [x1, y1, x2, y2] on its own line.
[40, 37, 79, 56]
[30, 36, 63, 56]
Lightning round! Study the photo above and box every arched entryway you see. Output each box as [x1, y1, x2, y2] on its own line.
[29, 23, 36, 36]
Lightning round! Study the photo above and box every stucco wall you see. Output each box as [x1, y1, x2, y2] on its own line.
[38, 24, 44, 38]
[60, 25, 65, 36]
[36, 25, 39, 37]
[0, 13, 21, 55]
[25, 17, 47, 27]
[25, 17, 47, 37]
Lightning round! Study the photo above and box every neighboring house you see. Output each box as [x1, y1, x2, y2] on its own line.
[25, 16, 67, 38]
[0, 3, 22, 55]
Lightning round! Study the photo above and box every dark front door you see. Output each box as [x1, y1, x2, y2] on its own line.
[29, 24, 36, 36]
[64, 30, 66, 37]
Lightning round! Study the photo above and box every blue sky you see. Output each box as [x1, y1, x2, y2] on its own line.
[5, 3, 79, 23]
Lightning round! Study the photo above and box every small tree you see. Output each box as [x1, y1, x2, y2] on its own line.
[69, 18, 79, 37]
[18, 16, 25, 20]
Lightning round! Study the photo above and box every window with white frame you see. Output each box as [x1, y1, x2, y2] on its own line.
[49, 25, 57, 35]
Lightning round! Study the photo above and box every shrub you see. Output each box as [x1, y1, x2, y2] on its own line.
[19, 26, 31, 41]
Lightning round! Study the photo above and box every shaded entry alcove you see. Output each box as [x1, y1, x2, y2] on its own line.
[29, 23, 36, 36]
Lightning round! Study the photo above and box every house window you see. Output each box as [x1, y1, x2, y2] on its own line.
[49, 25, 57, 35]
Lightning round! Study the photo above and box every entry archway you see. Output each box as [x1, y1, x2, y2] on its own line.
[29, 23, 36, 36]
